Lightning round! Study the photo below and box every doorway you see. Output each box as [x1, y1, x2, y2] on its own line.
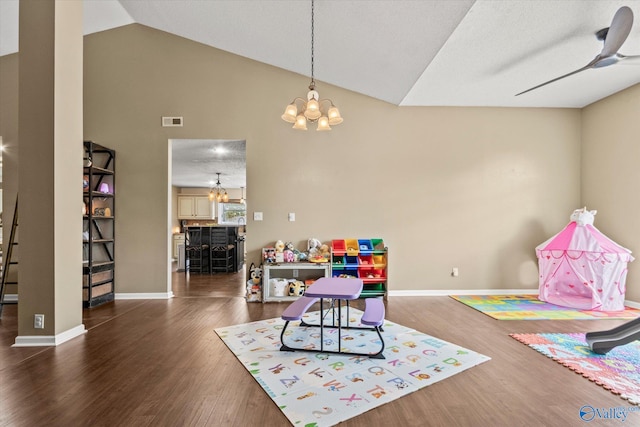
[168, 139, 247, 293]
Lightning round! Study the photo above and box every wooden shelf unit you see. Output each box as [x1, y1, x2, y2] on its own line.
[262, 263, 330, 302]
[83, 141, 115, 308]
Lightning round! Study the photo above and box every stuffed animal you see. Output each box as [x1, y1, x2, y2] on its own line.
[320, 244, 330, 259]
[270, 278, 289, 296]
[274, 240, 286, 262]
[570, 206, 597, 226]
[308, 238, 322, 257]
[246, 279, 261, 302]
[246, 263, 263, 302]
[283, 249, 295, 262]
[249, 262, 263, 285]
[287, 280, 306, 296]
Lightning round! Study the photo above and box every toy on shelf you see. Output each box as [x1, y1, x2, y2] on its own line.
[306, 237, 329, 263]
[283, 241, 296, 262]
[320, 244, 330, 259]
[270, 278, 289, 297]
[307, 238, 321, 257]
[274, 240, 285, 262]
[262, 247, 276, 263]
[287, 280, 306, 296]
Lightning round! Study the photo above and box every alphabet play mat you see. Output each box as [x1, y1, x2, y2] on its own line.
[215, 308, 490, 426]
[450, 295, 640, 320]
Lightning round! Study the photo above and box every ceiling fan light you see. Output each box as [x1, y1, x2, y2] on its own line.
[317, 116, 331, 131]
[327, 106, 343, 125]
[281, 103, 298, 123]
[293, 114, 308, 130]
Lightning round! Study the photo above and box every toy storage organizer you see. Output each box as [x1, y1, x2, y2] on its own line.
[331, 239, 387, 298]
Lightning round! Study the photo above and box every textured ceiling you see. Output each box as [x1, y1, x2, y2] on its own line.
[3, 0, 640, 186]
[171, 140, 246, 189]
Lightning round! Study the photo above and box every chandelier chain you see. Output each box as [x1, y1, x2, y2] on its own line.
[280, 0, 342, 130]
[310, 0, 315, 85]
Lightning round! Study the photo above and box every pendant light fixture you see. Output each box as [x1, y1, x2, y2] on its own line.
[240, 186, 246, 204]
[281, 0, 343, 131]
[208, 172, 229, 203]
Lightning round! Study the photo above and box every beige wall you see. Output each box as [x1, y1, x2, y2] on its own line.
[11, 22, 629, 307]
[78, 23, 583, 295]
[0, 53, 18, 268]
[582, 84, 640, 302]
[14, 0, 83, 337]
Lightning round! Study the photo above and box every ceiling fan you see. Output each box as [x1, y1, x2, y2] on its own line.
[516, 6, 640, 96]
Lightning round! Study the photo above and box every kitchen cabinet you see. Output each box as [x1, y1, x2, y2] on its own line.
[178, 195, 213, 219]
[172, 233, 185, 259]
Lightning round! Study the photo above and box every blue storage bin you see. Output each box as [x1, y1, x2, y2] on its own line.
[358, 239, 373, 253]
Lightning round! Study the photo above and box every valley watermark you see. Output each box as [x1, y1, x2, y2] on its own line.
[579, 405, 639, 422]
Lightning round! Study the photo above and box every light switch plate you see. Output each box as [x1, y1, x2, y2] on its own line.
[288, 212, 295, 221]
[254, 212, 263, 221]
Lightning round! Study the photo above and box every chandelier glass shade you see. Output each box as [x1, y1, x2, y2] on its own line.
[209, 172, 229, 203]
[281, 0, 343, 131]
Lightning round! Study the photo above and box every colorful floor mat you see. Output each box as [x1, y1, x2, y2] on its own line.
[510, 333, 640, 405]
[451, 294, 640, 320]
[215, 309, 490, 427]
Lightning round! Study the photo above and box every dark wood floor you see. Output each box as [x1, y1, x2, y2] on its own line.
[0, 265, 637, 426]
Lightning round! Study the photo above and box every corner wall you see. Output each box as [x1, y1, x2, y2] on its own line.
[582, 83, 640, 302]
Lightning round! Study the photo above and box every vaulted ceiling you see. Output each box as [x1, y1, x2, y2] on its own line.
[2, 0, 640, 108]
[3, 1, 640, 188]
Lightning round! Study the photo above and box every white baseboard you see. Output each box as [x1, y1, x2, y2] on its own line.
[388, 289, 539, 297]
[625, 300, 640, 309]
[115, 292, 174, 300]
[12, 324, 87, 347]
[5, 293, 176, 301]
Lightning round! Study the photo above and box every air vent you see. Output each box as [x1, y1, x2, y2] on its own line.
[162, 116, 183, 127]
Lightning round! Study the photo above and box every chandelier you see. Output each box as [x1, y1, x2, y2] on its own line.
[209, 173, 229, 203]
[281, 0, 343, 131]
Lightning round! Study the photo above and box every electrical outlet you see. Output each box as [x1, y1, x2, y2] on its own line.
[293, 269, 299, 278]
[34, 314, 45, 329]
[452, 267, 459, 277]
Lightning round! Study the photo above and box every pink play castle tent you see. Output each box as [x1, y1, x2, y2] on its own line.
[535, 208, 634, 311]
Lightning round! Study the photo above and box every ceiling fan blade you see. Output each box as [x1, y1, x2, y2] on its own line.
[601, 6, 633, 57]
[617, 53, 640, 63]
[515, 64, 592, 96]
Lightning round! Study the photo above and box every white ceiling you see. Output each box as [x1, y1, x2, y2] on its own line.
[171, 139, 246, 189]
[3, 0, 640, 186]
